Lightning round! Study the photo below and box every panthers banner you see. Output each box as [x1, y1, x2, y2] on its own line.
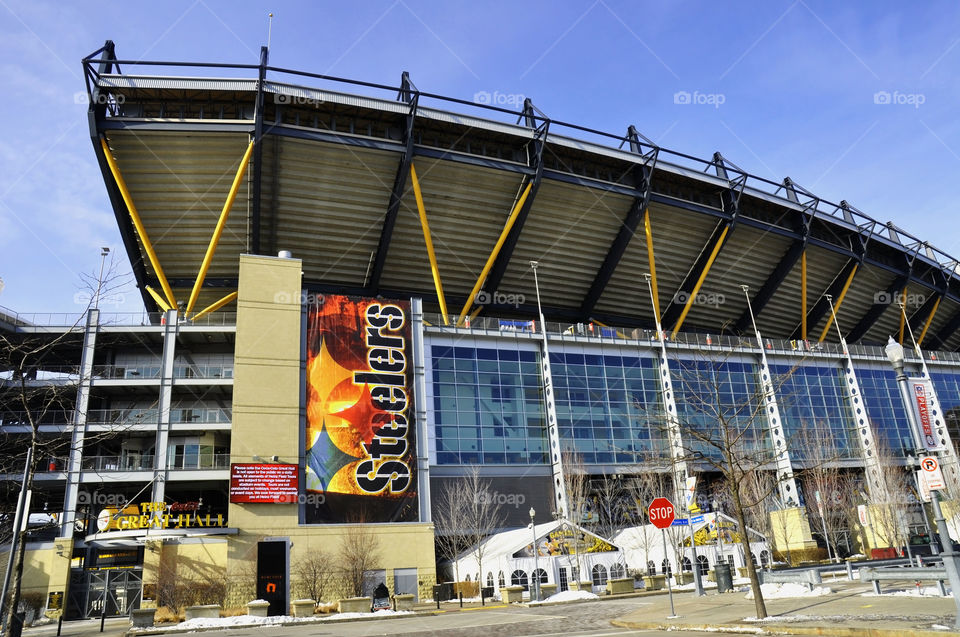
[304, 295, 418, 523]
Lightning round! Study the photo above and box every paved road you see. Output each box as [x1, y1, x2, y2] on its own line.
[22, 600, 727, 637]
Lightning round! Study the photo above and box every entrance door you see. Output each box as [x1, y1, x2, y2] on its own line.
[79, 569, 143, 618]
[393, 568, 418, 601]
[558, 567, 568, 592]
[257, 541, 289, 617]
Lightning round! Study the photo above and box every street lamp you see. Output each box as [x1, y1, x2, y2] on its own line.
[884, 335, 960, 628]
[94, 247, 110, 308]
[529, 507, 541, 601]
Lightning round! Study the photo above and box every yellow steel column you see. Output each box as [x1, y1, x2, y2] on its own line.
[644, 209, 660, 325]
[186, 140, 255, 316]
[800, 250, 807, 341]
[818, 264, 858, 342]
[918, 296, 942, 346]
[191, 291, 239, 322]
[145, 286, 172, 313]
[457, 181, 533, 326]
[100, 137, 177, 310]
[410, 163, 450, 325]
[898, 286, 908, 344]
[671, 225, 729, 337]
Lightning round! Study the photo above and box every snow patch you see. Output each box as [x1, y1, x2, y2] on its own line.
[536, 590, 599, 604]
[146, 610, 415, 632]
[862, 586, 952, 598]
[744, 582, 832, 599]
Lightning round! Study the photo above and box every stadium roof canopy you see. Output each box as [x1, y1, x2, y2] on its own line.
[83, 41, 960, 350]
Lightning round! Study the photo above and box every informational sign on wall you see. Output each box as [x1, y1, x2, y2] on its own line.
[304, 295, 417, 523]
[230, 464, 299, 503]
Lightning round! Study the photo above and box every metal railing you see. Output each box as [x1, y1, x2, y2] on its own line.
[85, 406, 231, 426]
[167, 453, 230, 470]
[81, 454, 155, 472]
[0, 410, 73, 427]
[0, 305, 237, 327]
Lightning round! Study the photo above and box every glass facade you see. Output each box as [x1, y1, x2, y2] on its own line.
[671, 359, 768, 461]
[931, 371, 960, 443]
[854, 366, 914, 457]
[431, 344, 546, 465]
[770, 363, 857, 459]
[549, 352, 664, 463]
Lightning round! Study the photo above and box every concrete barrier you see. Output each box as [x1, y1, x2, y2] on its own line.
[606, 577, 634, 595]
[291, 599, 316, 617]
[184, 605, 220, 620]
[130, 608, 156, 628]
[338, 597, 370, 613]
[539, 583, 558, 598]
[246, 600, 270, 617]
[392, 594, 414, 611]
[501, 585, 524, 603]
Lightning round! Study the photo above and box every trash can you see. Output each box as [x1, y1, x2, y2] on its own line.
[715, 563, 733, 593]
[432, 582, 454, 602]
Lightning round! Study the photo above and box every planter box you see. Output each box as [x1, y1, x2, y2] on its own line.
[643, 575, 667, 591]
[185, 605, 220, 620]
[130, 608, 156, 628]
[674, 572, 694, 585]
[707, 570, 716, 582]
[606, 577, 634, 595]
[392, 594, 414, 611]
[246, 601, 270, 617]
[737, 567, 750, 578]
[291, 599, 316, 617]
[501, 586, 524, 603]
[338, 597, 370, 613]
[539, 583, 557, 599]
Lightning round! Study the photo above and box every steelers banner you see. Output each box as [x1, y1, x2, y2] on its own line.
[304, 295, 417, 523]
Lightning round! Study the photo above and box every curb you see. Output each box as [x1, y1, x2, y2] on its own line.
[611, 619, 960, 637]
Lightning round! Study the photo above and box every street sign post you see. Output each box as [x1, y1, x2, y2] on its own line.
[649, 498, 678, 616]
[921, 456, 946, 491]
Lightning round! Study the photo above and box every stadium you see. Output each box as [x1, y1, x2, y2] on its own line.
[4, 38, 960, 618]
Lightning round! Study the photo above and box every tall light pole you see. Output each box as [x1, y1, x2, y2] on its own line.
[529, 507, 541, 601]
[94, 247, 110, 308]
[885, 335, 960, 629]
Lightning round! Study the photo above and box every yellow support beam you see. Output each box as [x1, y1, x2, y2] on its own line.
[800, 250, 807, 341]
[186, 140, 255, 316]
[671, 225, 729, 337]
[818, 264, 858, 343]
[643, 209, 660, 325]
[100, 137, 177, 310]
[457, 181, 533, 326]
[898, 286, 908, 345]
[191, 291, 239, 322]
[410, 163, 449, 325]
[145, 286, 172, 313]
[918, 296, 942, 346]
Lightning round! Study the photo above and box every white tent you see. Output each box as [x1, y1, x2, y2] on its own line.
[447, 518, 626, 595]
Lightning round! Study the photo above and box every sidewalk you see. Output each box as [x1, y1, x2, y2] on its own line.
[612, 581, 960, 636]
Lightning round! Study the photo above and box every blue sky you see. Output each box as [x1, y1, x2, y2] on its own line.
[1, 0, 959, 314]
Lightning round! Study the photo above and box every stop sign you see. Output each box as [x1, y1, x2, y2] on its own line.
[648, 497, 675, 529]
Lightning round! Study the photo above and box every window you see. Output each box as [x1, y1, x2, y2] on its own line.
[486, 572, 494, 588]
[510, 570, 528, 590]
[610, 563, 625, 579]
[661, 559, 672, 576]
[498, 571, 505, 588]
[647, 560, 657, 576]
[681, 556, 692, 572]
[760, 550, 770, 567]
[696, 555, 709, 576]
[591, 564, 608, 587]
[532, 568, 547, 585]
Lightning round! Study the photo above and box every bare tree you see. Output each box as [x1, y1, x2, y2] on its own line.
[623, 463, 672, 574]
[434, 478, 471, 584]
[662, 352, 801, 619]
[561, 451, 590, 581]
[293, 548, 334, 604]
[460, 465, 505, 599]
[868, 438, 913, 552]
[796, 427, 857, 561]
[738, 469, 777, 568]
[337, 525, 382, 598]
